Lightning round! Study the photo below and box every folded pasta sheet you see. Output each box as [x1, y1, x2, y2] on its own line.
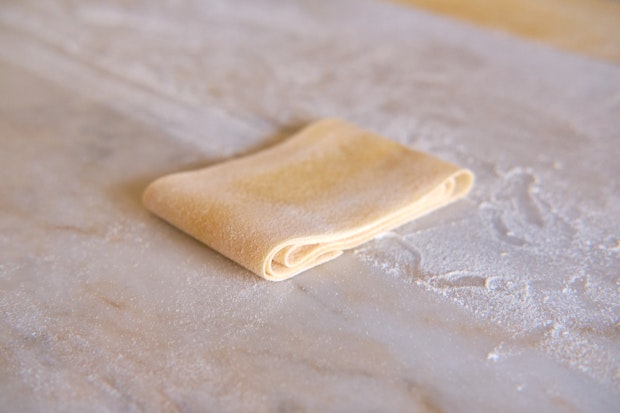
[143, 119, 474, 281]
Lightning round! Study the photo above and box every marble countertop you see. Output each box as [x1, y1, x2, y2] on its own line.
[1, 0, 619, 412]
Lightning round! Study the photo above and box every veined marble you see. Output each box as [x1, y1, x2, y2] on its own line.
[0, 0, 619, 412]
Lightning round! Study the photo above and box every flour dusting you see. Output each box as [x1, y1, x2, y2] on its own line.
[357, 158, 620, 387]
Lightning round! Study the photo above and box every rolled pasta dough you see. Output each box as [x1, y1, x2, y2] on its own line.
[143, 119, 474, 281]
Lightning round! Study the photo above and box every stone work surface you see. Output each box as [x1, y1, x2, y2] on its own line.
[0, 1, 619, 412]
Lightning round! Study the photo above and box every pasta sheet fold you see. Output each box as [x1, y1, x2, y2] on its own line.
[143, 119, 474, 281]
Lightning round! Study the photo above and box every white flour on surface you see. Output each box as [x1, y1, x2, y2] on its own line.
[1, 0, 619, 394]
[356, 162, 620, 386]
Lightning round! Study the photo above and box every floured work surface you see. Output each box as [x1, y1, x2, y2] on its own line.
[143, 119, 473, 280]
[1, 0, 620, 411]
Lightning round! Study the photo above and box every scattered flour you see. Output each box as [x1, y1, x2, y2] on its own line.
[356, 161, 620, 388]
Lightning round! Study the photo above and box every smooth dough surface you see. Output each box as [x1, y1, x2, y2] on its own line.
[142, 119, 474, 281]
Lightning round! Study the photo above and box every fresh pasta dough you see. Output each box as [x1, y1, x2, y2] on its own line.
[142, 118, 474, 281]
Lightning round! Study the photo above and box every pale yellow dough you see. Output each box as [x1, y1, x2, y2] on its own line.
[142, 119, 474, 281]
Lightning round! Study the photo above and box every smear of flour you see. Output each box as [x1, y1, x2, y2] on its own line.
[357, 162, 620, 388]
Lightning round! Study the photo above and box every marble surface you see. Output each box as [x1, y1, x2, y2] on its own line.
[1, 0, 619, 412]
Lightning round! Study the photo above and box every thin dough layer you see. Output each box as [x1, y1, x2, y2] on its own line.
[143, 119, 474, 281]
